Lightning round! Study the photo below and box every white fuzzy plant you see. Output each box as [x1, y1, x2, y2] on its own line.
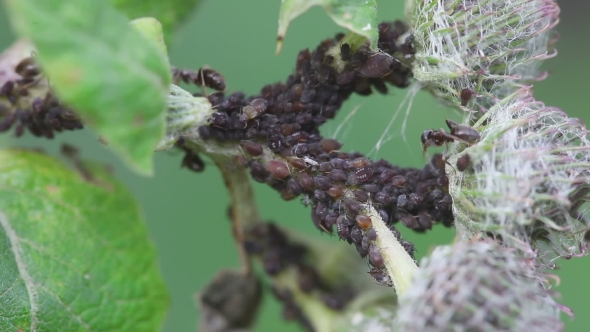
[389, 0, 589, 330]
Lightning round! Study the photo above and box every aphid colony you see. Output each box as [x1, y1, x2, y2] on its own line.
[245, 223, 357, 327]
[175, 21, 452, 281]
[0, 57, 83, 138]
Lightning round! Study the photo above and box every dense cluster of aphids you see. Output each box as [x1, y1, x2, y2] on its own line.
[0, 57, 83, 138]
[178, 21, 454, 265]
[196, 21, 414, 145]
[245, 223, 356, 331]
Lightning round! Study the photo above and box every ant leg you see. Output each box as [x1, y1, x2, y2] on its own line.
[171, 68, 182, 85]
[199, 68, 209, 98]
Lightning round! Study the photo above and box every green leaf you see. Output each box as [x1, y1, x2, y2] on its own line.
[110, 0, 203, 42]
[5, 0, 172, 176]
[130, 17, 169, 62]
[276, 0, 378, 54]
[0, 149, 168, 331]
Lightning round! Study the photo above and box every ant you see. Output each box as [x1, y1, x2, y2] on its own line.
[421, 119, 480, 158]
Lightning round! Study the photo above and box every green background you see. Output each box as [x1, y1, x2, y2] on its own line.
[0, 1, 588, 331]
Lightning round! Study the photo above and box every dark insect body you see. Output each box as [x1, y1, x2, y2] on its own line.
[456, 154, 471, 172]
[172, 67, 226, 91]
[340, 43, 351, 61]
[368, 267, 393, 287]
[460, 88, 473, 106]
[421, 119, 481, 157]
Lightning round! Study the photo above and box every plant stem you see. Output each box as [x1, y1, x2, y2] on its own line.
[210, 154, 260, 274]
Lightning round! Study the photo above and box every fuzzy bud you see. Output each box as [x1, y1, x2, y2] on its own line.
[154, 84, 213, 151]
[409, 0, 560, 109]
[396, 239, 568, 331]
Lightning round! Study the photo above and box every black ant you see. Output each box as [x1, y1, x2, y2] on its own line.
[171, 67, 226, 94]
[421, 119, 481, 157]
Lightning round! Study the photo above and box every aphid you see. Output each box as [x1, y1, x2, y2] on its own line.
[327, 169, 347, 182]
[340, 43, 351, 61]
[344, 198, 361, 215]
[361, 234, 370, 250]
[355, 167, 374, 183]
[240, 140, 263, 156]
[362, 183, 379, 193]
[351, 157, 370, 169]
[314, 189, 328, 201]
[292, 143, 308, 156]
[209, 112, 230, 129]
[366, 228, 377, 241]
[359, 52, 394, 78]
[315, 202, 329, 220]
[181, 149, 205, 173]
[321, 293, 346, 310]
[420, 119, 481, 156]
[460, 88, 473, 106]
[287, 178, 303, 195]
[456, 153, 471, 172]
[324, 213, 338, 228]
[346, 173, 358, 185]
[268, 134, 283, 151]
[250, 161, 270, 182]
[263, 251, 282, 275]
[300, 90, 316, 103]
[400, 239, 416, 258]
[355, 243, 369, 257]
[242, 106, 259, 120]
[374, 192, 391, 205]
[330, 158, 348, 170]
[350, 226, 363, 244]
[298, 173, 315, 192]
[319, 162, 332, 172]
[356, 215, 372, 229]
[15, 57, 40, 79]
[369, 246, 384, 268]
[292, 101, 306, 112]
[297, 265, 320, 293]
[326, 185, 343, 199]
[267, 160, 290, 179]
[368, 267, 393, 287]
[0, 113, 16, 132]
[416, 212, 433, 230]
[319, 138, 342, 153]
[313, 175, 331, 190]
[291, 84, 304, 97]
[354, 190, 369, 202]
[336, 217, 350, 240]
[377, 209, 389, 223]
[336, 70, 355, 85]
[288, 157, 307, 170]
[290, 131, 309, 143]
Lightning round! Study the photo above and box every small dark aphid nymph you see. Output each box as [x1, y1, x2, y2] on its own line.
[340, 43, 351, 61]
[15, 57, 40, 79]
[368, 267, 393, 287]
[359, 52, 394, 78]
[460, 88, 473, 106]
[456, 154, 471, 172]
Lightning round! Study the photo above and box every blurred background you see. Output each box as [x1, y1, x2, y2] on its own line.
[0, 1, 588, 331]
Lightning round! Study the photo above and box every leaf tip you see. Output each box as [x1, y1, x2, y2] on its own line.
[275, 36, 284, 55]
[130, 17, 169, 60]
